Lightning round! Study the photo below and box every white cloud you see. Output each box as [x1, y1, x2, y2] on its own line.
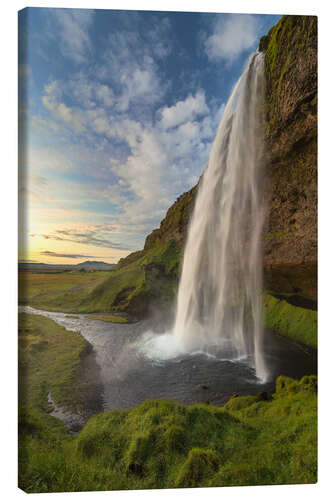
[95, 84, 114, 107]
[99, 33, 167, 112]
[102, 96, 225, 237]
[40, 78, 225, 239]
[204, 15, 259, 62]
[36, 14, 229, 249]
[26, 147, 73, 174]
[67, 78, 114, 109]
[42, 80, 87, 132]
[158, 90, 209, 130]
[49, 9, 94, 64]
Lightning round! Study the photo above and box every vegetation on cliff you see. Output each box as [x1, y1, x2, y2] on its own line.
[263, 293, 317, 348]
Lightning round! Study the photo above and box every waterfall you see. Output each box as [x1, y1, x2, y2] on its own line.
[173, 53, 268, 381]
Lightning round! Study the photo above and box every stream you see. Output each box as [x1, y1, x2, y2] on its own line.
[19, 306, 317, 431]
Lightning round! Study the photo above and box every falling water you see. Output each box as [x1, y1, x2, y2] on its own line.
[173, 53, 268, 381]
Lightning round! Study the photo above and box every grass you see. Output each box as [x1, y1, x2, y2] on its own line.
[19, 374, 317, 492]
[18, 313, 89, 413]
[83, 238, 182, 317]
[18, 312, 317, 492]
[84, 314, 128, 323]
[263, 292, 317, 348]
[19, 239, 181, 318]
[19, 270, 110, 302]
[19, 270, 112, 312]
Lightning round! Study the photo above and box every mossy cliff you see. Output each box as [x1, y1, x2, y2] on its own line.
[260, 15, 317, 298]
[260, 15, 317, 347]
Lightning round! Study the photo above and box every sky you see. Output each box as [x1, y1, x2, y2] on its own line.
[18, 8, 281, 265]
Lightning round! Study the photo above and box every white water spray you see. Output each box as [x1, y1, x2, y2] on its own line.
[173, 53, 268, 381]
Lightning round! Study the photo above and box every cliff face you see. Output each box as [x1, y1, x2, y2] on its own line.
[92, 15, 317, 317]
[117, 184, 198, 270]
[261, 16, 317, 297]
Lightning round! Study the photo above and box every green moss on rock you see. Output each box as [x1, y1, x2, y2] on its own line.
[275, 374, 317, 396]
[224, 395, 259, 412]
[263, 292, 317, 348]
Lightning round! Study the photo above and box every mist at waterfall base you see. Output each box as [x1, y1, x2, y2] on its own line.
[142, 52, 269, 382]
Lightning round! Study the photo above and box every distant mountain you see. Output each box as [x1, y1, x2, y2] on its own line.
[19, 261, 115, 270]
[75, 261, 115, 269]
[18, 262, 68, 270]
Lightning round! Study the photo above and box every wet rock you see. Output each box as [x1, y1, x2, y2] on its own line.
[257, 391, 269, 401]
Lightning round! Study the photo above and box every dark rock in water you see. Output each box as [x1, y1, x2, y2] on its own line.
[230, 393, 240, 399]
[80, 340, 93, 357]
[201, 384, 209, 390]
[257, 391, 269, 401]
[70, 422, 82, 434]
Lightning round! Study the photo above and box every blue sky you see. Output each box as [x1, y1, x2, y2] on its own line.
[18, 7, 281, 264]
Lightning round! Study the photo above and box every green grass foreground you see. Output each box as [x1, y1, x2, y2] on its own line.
[19, 374, 317, 492]
[18, 312, 317, 492]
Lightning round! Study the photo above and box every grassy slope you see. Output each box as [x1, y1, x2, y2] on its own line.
[18, 313, 88, 412]
[21, 239, 182, 316]
[19, 375, 317, 492]
[19, 270, 110, 302]
[84, 237, 182, 317]
[19, 270, 112, 312]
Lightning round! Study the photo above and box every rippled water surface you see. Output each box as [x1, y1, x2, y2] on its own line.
[19, 306, 317, 429]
